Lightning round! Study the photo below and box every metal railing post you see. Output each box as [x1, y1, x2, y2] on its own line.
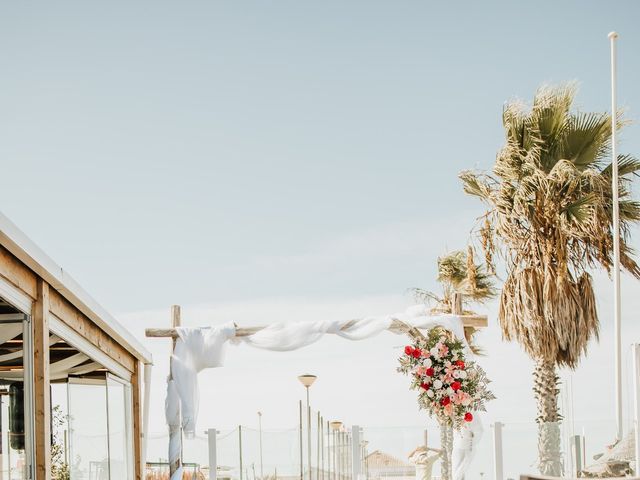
[208, 428, 218, 480]
[633, 344, 640, 473]
[351, 426, 361, 480]
[492, 422, 504, 480]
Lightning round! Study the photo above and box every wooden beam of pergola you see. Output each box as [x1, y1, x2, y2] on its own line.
[145, 313, 488, 339]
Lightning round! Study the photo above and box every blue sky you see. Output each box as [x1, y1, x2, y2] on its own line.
[1, 1, 639, 311]
[2, 2, 640, 475]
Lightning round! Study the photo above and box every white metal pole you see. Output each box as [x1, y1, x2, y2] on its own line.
[208, 428, 218, 480]
[609, 30, 623, 443]
[259, 412, 264, 480]
[351, 426, 361, 480]
[633, 344, 640, 472]
[307, 388, 312, 480]
[492, 422, 504, 480]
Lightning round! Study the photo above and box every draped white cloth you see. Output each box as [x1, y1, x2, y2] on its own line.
[165, 304, 479, 480]
[452, 417, 483, 480]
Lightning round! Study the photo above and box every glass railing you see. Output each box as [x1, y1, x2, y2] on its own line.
[146, 418, 624, 480]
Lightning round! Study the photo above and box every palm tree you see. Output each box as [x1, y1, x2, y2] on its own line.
[459, 84, 640, 475]
[413, 247, 496, 314]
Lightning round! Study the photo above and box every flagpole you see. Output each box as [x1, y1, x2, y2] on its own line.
[609, 30, 623, 443]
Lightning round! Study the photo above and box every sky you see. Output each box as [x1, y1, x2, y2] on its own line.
[1, 1, 640, 476]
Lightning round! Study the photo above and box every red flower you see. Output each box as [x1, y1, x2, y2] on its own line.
[405, 346, 414, 356]
[464, 412, 473, 422]
[455, 360, 465, 369]
[425, 368, 434, 377]
[451, 381, 462, 391]
[420, 383, 430, 390]
[411, 349, 422, 359]
[440, 396, 451, 406]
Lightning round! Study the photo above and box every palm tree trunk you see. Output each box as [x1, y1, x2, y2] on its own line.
[439, 421, 453, 480]
[533, 358, 562, 476]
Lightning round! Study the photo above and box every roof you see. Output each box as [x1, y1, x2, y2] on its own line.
[366, 450, 412, 469]
[0, 212, 152, 364]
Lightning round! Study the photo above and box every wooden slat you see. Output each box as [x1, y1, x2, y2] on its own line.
[132, 360, 143, 480]
[145, 314, 489, 339]
[33, 279, 51, 480]
[0, 245, 37, 300]
[49, 289, 136, 373]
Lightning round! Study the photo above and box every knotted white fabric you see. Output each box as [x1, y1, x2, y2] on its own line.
[164, 304, 481, 480]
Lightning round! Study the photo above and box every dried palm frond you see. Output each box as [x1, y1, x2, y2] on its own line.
[411, 248, 496, 312]
[460, 83, 640, 368]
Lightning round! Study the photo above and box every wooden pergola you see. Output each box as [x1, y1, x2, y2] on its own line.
[146, 293, 488, 478]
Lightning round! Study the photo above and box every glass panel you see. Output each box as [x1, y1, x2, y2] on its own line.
[106, 374, 133, 480]
[68, 378, 110, 480]
[0, 319, 31, 480]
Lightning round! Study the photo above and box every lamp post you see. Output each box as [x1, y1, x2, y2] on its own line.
[298, 374, 317, 480]
[330, 421, 343, 480]
[258, 411, 264, 480]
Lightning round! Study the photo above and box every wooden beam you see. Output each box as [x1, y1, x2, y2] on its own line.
[49, 289, 135, 373]
[145, 314, 488, 339]
[33, 279, 51, 480]
[169, 305, 182, 477]
[132, 360, 143, 480]
[0, 245, 37, 301]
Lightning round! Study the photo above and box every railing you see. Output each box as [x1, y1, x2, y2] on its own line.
[147, 419, 627, 480]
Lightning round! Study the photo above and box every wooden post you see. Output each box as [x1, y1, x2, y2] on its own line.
[33, 279, 51, 480]
[132, 360, 143, 480]
[169, 305, 182, 478]
[452, 293, 463, 316]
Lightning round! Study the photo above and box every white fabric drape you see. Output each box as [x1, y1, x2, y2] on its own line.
[164, 304, 480, 480]
[452, 417, 483, 480]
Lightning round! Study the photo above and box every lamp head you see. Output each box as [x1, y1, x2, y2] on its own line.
[330, 421, 343, 431]
[298, 374, 317, 388]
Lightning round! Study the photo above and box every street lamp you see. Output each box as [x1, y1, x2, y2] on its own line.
[298, 375, 317, 480]
[258, 411, 264, 480]
[330, 421, 342, 480]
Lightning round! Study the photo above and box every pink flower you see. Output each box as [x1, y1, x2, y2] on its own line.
[438, 343, 449, 357]
[443, 403, 454, 416]
[452, 391, 471, 406]
[415, 366, 428, 376]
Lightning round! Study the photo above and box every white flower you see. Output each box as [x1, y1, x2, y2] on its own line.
[446, 387, 454, 395]
[427, 390, 434, 398]
[430, 347, 439, 358]
[458, 370, 467, 379]
[453, 371, 460, 379]
[433, 380, 443, 389]
[424, 358, 432, 368]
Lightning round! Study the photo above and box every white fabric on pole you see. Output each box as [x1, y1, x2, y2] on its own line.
[234, 316, 394, 351]
[172, 323, 236, 436]
[452, 417, 483, 480]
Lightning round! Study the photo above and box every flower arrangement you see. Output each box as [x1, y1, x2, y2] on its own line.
[398, 327, 495, 430]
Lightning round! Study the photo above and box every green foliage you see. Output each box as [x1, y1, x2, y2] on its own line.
[51, 405, 70, 480]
